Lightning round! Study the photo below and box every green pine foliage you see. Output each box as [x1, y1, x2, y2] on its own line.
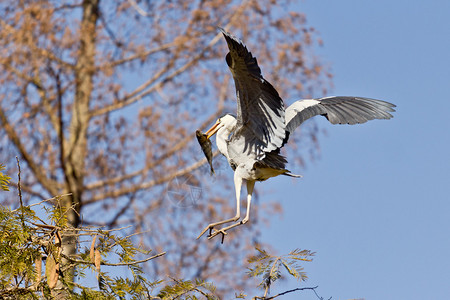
[0, 164, 10, 191]
[0, 196, 168, 299]
[247, 246, 315, 298]
[0, 205, 40, 298]
[158, 278, 218, 299]
[0, 196, 319, 300]
[0, 161, 318, 299]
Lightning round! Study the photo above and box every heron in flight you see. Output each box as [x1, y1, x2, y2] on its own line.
[197, 28, 395, 241]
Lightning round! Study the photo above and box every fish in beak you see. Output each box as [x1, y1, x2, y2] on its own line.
[204, 119, 222, 139]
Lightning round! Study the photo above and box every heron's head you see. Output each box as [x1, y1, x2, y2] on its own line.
[205, 114, 237, 139]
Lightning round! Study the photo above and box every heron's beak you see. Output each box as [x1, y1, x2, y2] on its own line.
[205, 120, 222, 139]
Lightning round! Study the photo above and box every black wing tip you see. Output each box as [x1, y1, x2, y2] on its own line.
[218, 27, 247, 51]
[218, 26, 227, 35]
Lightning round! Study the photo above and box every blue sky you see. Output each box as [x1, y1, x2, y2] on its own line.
[260, 1, 450, 299]
[9, 2, 448, 298]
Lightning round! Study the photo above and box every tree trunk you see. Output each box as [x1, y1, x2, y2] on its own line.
[54, 0, 99, 297]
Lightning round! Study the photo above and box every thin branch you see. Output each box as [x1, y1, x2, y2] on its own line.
[60, 251, 166, 266]
[37, 66, 62, 141]
[99, 42, 176, 70]
[168, 276, 213, 300]
[2, 63, 42, 88]
[15, 157, 25, 229]
[98, 9, 124, 50]
[84, 149, 218, 205]
[90, 58, 175, 117]
[58, 225, 133, 236]
[0, 19, 74, 69]
[85, 75, 228, 192]
[28, 194, 72, 208]
[53, 3, 83, 12]
[7, 181, 48, 199]
[104, 251, 166, 266]
[254, 285, 319, 300]
[89, 5, 244, 118]
[0, 287, 36, 298]
[0, 107, 59, 196]
[85, 124, 219, 192]
[127, 0, 151, 17]
[264, 258, 281, 297]
[107, 194, 136, 228]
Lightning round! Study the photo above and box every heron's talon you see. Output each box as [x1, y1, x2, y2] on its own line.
[207, 228, 228, 241]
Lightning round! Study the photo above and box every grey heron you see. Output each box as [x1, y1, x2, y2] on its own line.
[197, 28, 395, 241]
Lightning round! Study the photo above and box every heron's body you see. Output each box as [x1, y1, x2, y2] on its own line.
[215, 114, 293, 181]
[197, 28, 396, 241]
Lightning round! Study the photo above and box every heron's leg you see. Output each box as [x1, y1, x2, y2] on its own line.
[196, 174, 243, 239]
[242, 180, 255, 223]
[208, 180, 255, 240]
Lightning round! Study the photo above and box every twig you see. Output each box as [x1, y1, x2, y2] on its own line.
[89, 5, 244, 118]
[15, 157, 25, 229]
[0, 107, 59, 196]
[103, 251, 166, 266]
[168, 276, 213, 299]
[127, 0, 150, 17]
[55, 198, 80, 226]
[253, 285, 319, 300]
[100, 42, 176, 70]
[16, 157, 23, 207]
[85, 150, 220, 204]
[264, 258, 282, 297]
[27, 193, 72, 208]
[84, 111, 223, 195]
[71, 224, 132, 233]
[60, 251, 166, 266]
[106, 229, 152, 250]
[312, 286, 332, 300]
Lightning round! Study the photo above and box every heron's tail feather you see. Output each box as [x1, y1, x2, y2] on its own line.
[283, 172, 302, 178]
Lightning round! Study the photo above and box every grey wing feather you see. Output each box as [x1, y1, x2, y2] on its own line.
[284, 96, 396, 143]
[219, 28, 286, 158]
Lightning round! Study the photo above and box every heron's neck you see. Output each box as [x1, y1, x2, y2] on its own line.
[216, 126, 233, 160]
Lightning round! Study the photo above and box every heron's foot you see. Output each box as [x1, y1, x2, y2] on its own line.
[196, 224, 216, 240]
[197, 216, 240, 240]
[208, 227, 229, 243]
[207, 219, 249, 242]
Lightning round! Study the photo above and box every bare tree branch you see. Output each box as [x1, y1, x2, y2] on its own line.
[85, 99, 225, 192]
[98, 42, 177, 70]
[61, 251, 166, 266]
[89, 1, 248, 117]
[0, 1, 329, 296]
[253, 285, 320, 300]
[0, 19, 75, 69]
[84, 149, 219, 205]
[126, 0, 151, 17]
[0, 107, 59, 195]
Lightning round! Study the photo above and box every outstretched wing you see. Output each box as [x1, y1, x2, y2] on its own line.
[220, 28, 286, 158]
[284, 96, 396, 143]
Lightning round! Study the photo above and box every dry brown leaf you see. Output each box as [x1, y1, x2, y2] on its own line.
[54, 232, 62, 258]
[90, 235, 97, 262]
[54, 230, 62, 246]
[45, 254, 59, 289]
[94, 249, 101, 273]
[34, 255, 42, 290]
